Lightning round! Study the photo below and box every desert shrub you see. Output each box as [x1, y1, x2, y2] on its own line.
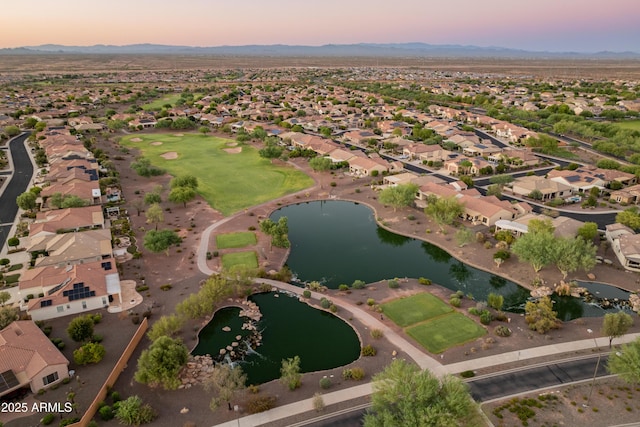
[160, 284, 172, 291]
[313, 392, 325, 412]
[460, 370, 475, 378]
[361, 345, 377, 357]
[388, 279, 399, 289]
[111, 391, 121, 402]
[73, 342, 106, 365]
[41, 413, 55, 425]
[367, 298, 375, 306]
[59, 418, 80, 426]
[418, 277, 432, 285]
[494, 311, 508, 322]
[480, 312, 492, 325]
[247, 395, 277, 414]
[484, 241, 493, 249]
[98, 405, 114, 421]
[338, 284, 349, 291]
[319, 377, 332, 389]
[350, 367, 365, 380]
[494, 325, 512, 337]
[370, 329, 384, 339]
[302, 290, 311, 298]
[351, 280, 366, 289]
[320, 298, 331, 309]
[449, 297, 461, 307]
[468, 307, 481, 316]
[91, 334, 103, 343]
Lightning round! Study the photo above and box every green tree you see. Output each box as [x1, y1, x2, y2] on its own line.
[616, 207, 640, 231]
[489, 174, 514, 186]
[364, 359, 478, 427]
[378, 184, 418, 212]
[198, 126, 210, 135]
[170, 174, 198, 189]
[114, 396, 156, 426]
[4, 125, 20, 137]
[309, 156, 332, 172]
[552, 237, 597, 279]
[528, 189, 543, 200]
[146, 314, 184, 341]
[143, 192, 161, 205]
[49, 193, 87, 209]
[454, 228, 473, 247]
[527, 218, 555, 234]
[493, 249, 510, 268]
[0, 306, 19, 329]
[424, 196, 465, 232]
[577, 222, 599, 242]
[168, 186, 196, 208]
[486, 184, 502, 198]
[260, 217, 290, 249]
[0, 291, 10, 306]
[16, 191, 37, 212]
[607, 337, 640, 384]
[511, 230, 556, 273]
[7, 237, 19, 250]
[602, 311, 634, 348]
[145, 203, 164, 231]
[66, 315, 94, 342]
[203, 364, 247, 411]
[258, 144, 283, 159]
[524, 296, 560, 334]
[487, 293, 504, 311]
[73, 342, 106, 365]
[252, 126, 268, 140]
[143, 229, 182, 256]
[280, 355, 302, 390]
[135, 336, 188, 390]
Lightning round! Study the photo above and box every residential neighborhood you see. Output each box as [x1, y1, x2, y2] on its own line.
[1, 55, 640, 427]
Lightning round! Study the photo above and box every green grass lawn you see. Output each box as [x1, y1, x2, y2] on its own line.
[142, 94, 184, 111]
[216, 232, 257, 249]
[120, 133, 313, 215]
[381, 293, 453, 327]
[221, 251, 258, 270]
[406, 312, 486, 354]
[614, 120, 640, 131]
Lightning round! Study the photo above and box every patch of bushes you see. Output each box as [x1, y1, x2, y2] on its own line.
[361, 345, 377, 357]
[460, 370, 475, 378]
[41, 413, 55, 425]
[302, 290, 311, 298]
[370, 329, 384, 339]
[320, 298, 331, 309]
[449, 297, 461, 307]
[98, 405, 115, 421]
[247, 395, 277, 414]
[418, 277, 432, 285]
[480, 312, 492, 325]
[319, 377, 332, 389]
[136, 285, 149, 292]
[160, 284, 172, 291]
[351, 280, 366, 289]
[494, 325, 512, 337]
[342, 367, 366, 381]
[387, 279, 399, 289]
[338, 284, 349, 291]
[367, 298, 375, 306]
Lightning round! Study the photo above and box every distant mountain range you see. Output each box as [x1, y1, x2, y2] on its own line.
[1, 43, 638, 59]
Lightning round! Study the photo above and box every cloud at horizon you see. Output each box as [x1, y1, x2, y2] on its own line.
[1, 0, 639, 52]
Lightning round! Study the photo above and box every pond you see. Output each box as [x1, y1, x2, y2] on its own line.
[271, 200, 630, 320]
[192, 292, 361, 385]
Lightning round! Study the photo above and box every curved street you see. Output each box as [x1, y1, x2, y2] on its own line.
[0, 132, 33, 251]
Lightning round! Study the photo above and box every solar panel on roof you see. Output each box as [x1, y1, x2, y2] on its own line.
[0, 370, 20, 393]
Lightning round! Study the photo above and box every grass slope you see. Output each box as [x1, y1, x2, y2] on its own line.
[406, 312, 486, 354]
[216, 232, 257, 249]
[121, 134, 313, 215]
[614, 120, 640, 131]
[221, 251, 258, 270]
[381, 293, 453, 328]
[142, 94, 184, 111]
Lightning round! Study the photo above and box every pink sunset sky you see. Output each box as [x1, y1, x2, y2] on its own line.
[1, 0, 639, 52]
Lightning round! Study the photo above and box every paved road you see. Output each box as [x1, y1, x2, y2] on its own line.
[0, 133, 32, 250]
[468, 354, 610, 402]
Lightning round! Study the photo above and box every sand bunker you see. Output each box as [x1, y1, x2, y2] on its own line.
[223, 147, 242, 154]
[173, 133, 184, 137]
[160, 151, 179, 160]
[150, 141, 163, 146]
[130, 137, 142, 142]
[226, 142, 238, 147]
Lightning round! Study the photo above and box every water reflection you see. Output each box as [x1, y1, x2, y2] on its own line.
[377, 227, 410, 247]
[421, 241, 452, 263]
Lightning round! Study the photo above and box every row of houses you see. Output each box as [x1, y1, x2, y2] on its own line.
[14, 128, 123, 322]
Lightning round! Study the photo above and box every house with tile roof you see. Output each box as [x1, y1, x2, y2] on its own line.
[19, 258, 121, 321]
[27, 229, 113, 268]
[606, 224, 640, 272]
[29, 206, 105, 238]
[0, 321, 69, 397]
